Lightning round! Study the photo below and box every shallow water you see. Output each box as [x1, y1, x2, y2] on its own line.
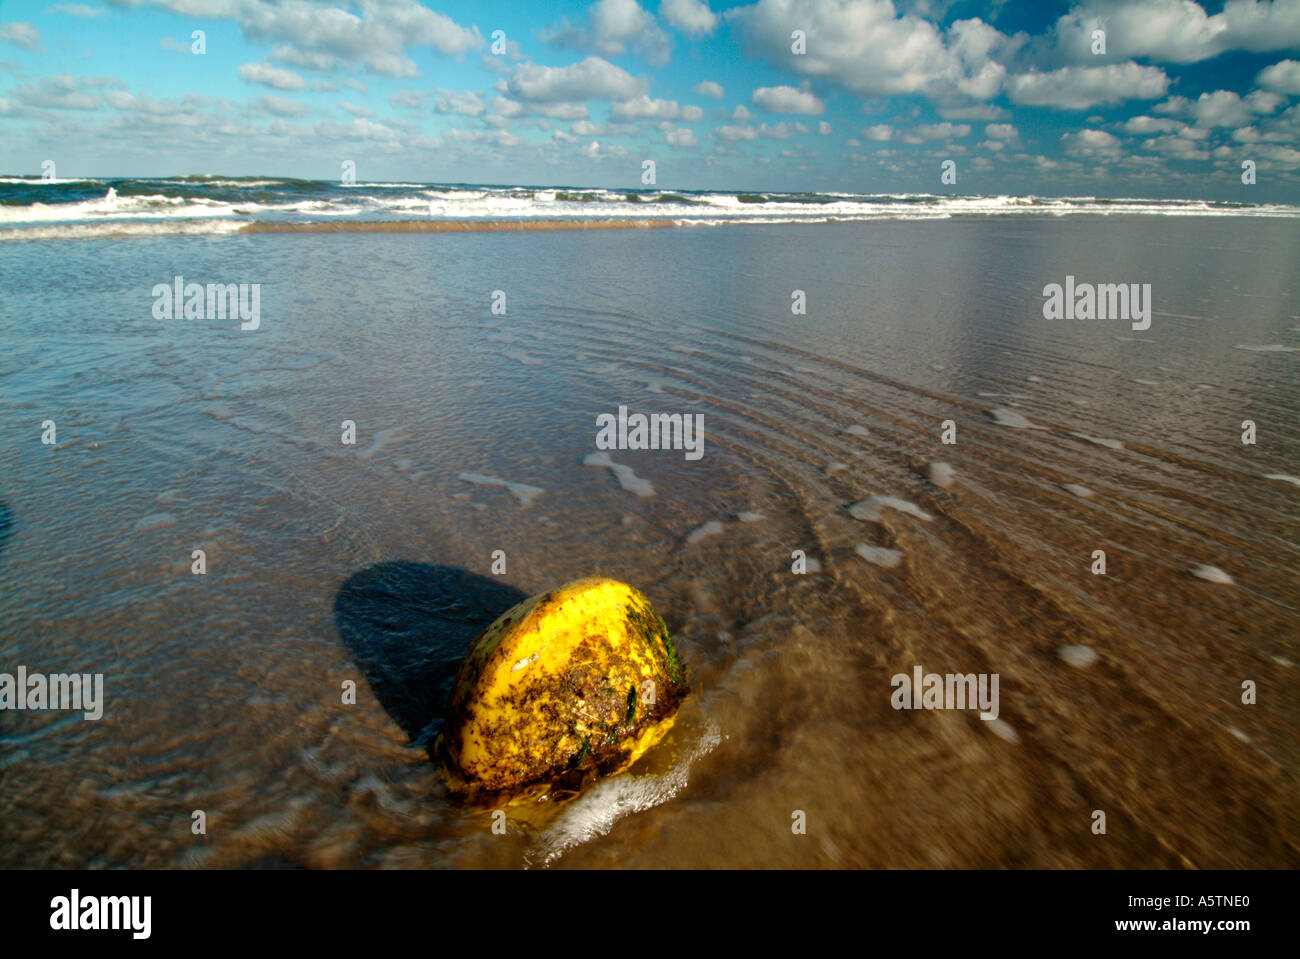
[1, 217, 1297, 867]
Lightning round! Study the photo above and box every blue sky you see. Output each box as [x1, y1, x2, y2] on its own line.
[2, 0, 1299, 199]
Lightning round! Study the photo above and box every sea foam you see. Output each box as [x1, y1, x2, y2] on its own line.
[583, 452, 655, 497]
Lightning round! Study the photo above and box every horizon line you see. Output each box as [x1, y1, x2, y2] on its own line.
[0, 174, 1284, 207]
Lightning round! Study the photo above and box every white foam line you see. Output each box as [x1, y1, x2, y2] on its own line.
[458, 472, 545, 506]
[1069, 432, 1124, 450]
[583, 452, 655, 497]
[855, 544, 904, 567]
[686, 520, 724, 544]
[357, 426, 406, 461]
[928, 462, 956, 488]
[526, 721, 721, 868]
[0, 219, 245, 241]
[849, 495, 933, 523]
[989, 407, 1047, 430]
[1191, 564, 1233, 584]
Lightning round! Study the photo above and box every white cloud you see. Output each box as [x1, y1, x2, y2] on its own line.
[611, 94, 683, 120]
[591, 0, 668, 58]
[939, 103, 1010, 121]
[270, 45, 340, 72]
[507, 56, 647, 102]
[732, 104, 752, 121]
[238, 61, 308, 91]
[1139, 133, 1209, 160]
[0, 22, 42, 51]
[40, 0, 476, 78]
[315, 116, 402, 148]
[712, 121, 808, 141]
[693, 79, 724, 99]
[714, 123, 757, 142]
[1253, 142, 1300, 167]
[101, 89, 208, 115]
[661, 0, 718, 36]
[1119, 114, 1183, 134]
[435, 90, 486, 116]
[12, 73, 121, 110]
[490, 96, 527, 118]
[728, 0, 1017, 102]
[664, 124, 699, 147]
[256, 94, 310, 118]
[862, 124, 893, 141]
[225, 0, 480, 78]
[571, 137, 631, 159]
[1267, 101, 1300, 134]
[1053, 0, 1300, 65]
[46, 4, 106, 17]
[389, 90, 427, 110]
[758, 121, 809, 138]
[1224, 103, 1300, 150]
[752, 84, 824, 115]
[531, 101, 589, 119]
[1258, 59, 1300, 95]
[818, 120, 832, 134]
[1008, 63, 1169, 109]
[1061, 128, 1122, 158]
[268, 118, 311, 137]
[1245, 89, 1285, 114]
[985, 122, 1018, 139]
[1155, 89, 1281, 127]
[900, 121, 970, 143]
[544, 0, 671, 66]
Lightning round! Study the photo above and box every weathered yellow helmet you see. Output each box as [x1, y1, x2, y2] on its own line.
[442, 577, 688, 794]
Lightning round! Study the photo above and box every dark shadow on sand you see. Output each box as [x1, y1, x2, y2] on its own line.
[333, 562, 526, 752]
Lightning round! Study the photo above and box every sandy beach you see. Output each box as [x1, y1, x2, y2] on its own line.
[1, 211, 1296, 867]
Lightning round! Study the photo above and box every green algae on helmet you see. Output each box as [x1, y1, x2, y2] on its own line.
[442, 577, 688, 794]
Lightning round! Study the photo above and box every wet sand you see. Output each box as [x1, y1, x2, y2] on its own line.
[0, 216, 1297, 867]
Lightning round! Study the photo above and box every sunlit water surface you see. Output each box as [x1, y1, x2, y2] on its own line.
[1, 218, 1297, 867]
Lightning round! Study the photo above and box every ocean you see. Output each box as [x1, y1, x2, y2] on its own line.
[3, 176, 1300, 240]
[0, 177, 1297, 867]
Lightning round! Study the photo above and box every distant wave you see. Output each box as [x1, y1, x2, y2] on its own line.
[0, 219, 247, 240]
[0, 176, 103, 185]
[1, 178, 1297, 240]
[0, 187, 238, 224]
